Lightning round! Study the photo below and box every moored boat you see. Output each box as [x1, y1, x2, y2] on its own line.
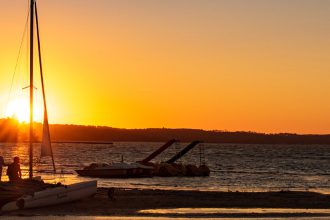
[75, 162, 154, 178]
[142, 140, 211, 177]
[75, 140, 178, 178]
[75, 140, 210, 178]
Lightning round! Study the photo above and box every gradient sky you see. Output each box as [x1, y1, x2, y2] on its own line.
[0, 0, 330, 133]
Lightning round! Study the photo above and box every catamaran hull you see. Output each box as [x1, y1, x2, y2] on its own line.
[1, 180, 97, 212]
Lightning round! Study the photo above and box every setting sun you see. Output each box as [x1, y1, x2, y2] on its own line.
[5, 98, 29, 122]
[5, 98, 43, 122]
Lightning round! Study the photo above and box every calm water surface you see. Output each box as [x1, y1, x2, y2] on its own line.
[0, 142, 329, 193]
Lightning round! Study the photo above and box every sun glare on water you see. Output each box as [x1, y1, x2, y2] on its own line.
[5, 98, 43, 122]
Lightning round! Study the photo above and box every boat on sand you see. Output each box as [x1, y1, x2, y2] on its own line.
[1, 180, 96, 212]
[1, 0, 96, 212]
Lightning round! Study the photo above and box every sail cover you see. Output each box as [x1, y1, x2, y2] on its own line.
[35, 1, 56, 173]
[41, 111, 52, 157]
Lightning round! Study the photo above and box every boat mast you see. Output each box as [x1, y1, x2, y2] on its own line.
[29, 0, 35, 179]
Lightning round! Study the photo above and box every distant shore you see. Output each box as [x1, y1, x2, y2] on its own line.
[2, 118, 330, 144]
[4, 188, 330, 218]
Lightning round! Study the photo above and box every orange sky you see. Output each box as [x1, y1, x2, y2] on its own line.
[0, 0, 330, 134]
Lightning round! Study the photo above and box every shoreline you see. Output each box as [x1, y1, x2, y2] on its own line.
[2, 187, 330, 218]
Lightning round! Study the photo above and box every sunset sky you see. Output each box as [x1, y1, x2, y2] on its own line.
[0, 0, 329, 134]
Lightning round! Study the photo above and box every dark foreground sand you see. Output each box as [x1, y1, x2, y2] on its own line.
[3, 188, 330, 218]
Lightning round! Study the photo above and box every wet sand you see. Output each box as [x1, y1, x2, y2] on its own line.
[2, 188, 330, 218]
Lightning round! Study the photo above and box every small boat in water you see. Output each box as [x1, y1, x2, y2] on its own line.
[75, 140, 210, 178]
[75, 162, 154, 178]
[75, 140, 178, 178]
[139, 140, 211, 177]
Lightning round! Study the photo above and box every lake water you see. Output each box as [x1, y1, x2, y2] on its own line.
[0, 142, 330, 193]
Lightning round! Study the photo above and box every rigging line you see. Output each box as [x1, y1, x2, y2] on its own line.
[6, 5, 31, 110]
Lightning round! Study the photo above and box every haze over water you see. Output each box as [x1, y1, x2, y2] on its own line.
[1, 142, 329, 193]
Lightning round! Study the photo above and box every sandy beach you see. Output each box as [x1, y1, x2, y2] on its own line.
[2, 187, 330, 218]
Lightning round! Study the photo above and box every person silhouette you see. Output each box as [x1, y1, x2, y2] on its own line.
[0, 156, 7, 181]
[7, 156, 22, 182]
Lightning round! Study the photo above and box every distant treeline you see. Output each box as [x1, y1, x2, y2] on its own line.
[1, 118, 330, 144]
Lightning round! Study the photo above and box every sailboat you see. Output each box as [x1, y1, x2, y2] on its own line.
[1, 0, 96, 212]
